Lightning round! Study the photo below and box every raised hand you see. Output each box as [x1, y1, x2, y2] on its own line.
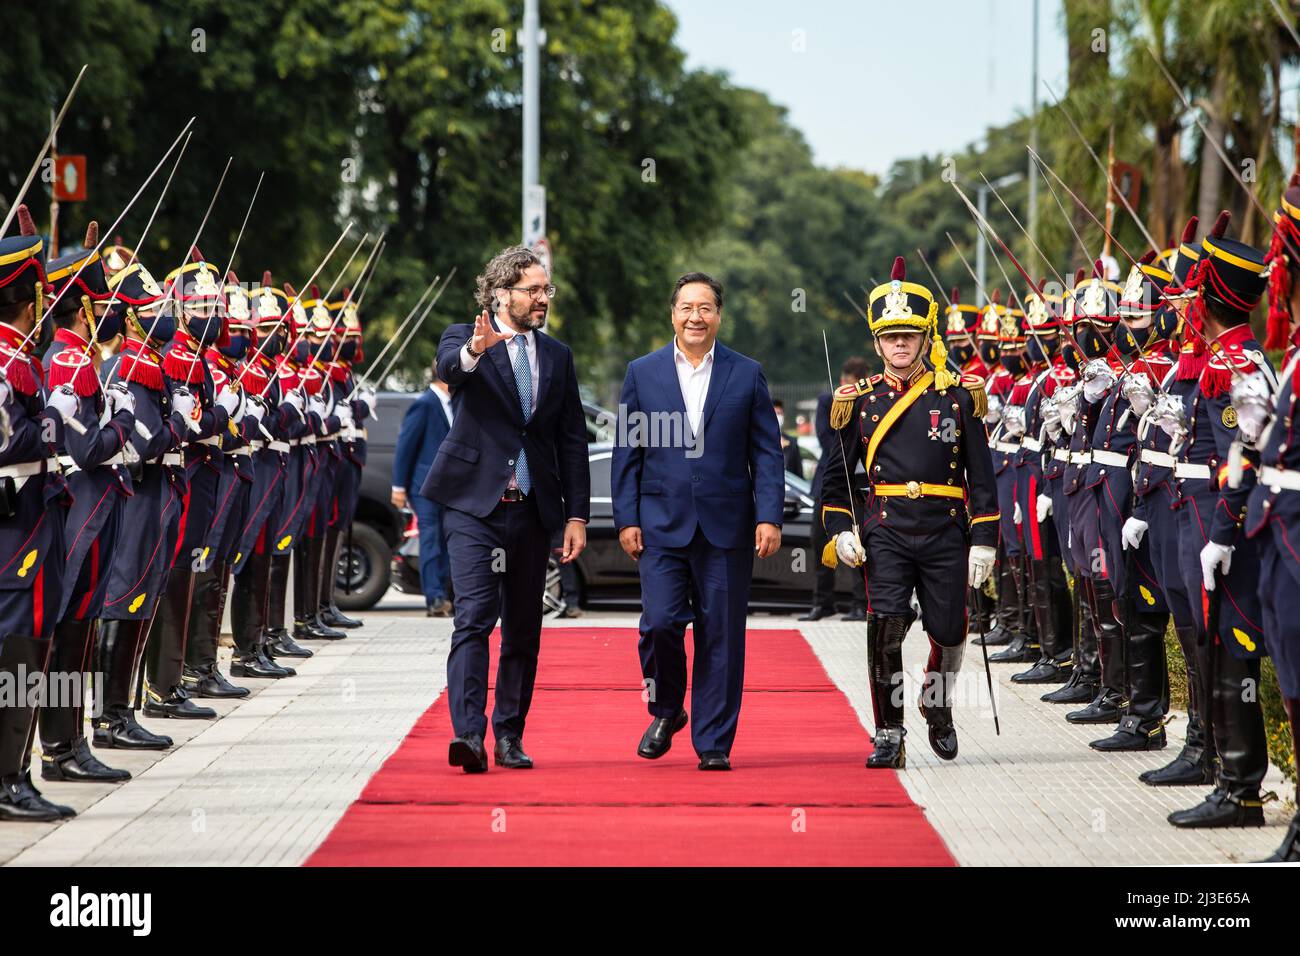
[470, 308, 515, 354]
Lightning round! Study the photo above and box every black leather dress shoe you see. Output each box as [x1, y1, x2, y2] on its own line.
[183, 665, 250, 699]
[231, 650, 294, 679]
[293, 616, 345, 641]
[0, 774, 68, 822]
[448, 733, 488, 773]
[637, 710, 688, 759]
[143, 687, 217, 720]
[1011, 657, 1073, 685]
[921, 708, 959, 761]
[1090, 716, 1167, 752]
[796, 606, 836, 622]
[41, 738, 131, 783]
[1041, 671, 1099, 705]
[1168, 788, 1267, 829]
[1258, 811, 1300, 862]
[494, 737, 534, 769]
[93, 713, 173, 750]
[426, 599, 453, 618]
[697, 751, 731, 770]
[866, 727, 906, 768]
[988, 634, 1038, 663]
[322, 605, 363, 629]
[1139, 747, 1214, 787]
[1066, 690, 1124, 724]
[840, 607, 868, 622]
[266, 628, 313, 659]
[973, 623, 1015, 647]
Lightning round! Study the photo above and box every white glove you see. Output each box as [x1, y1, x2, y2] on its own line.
[104, 382, 136, 416]
[1230, 372, 1274, 446]
[1199, 541, 1233, 591]
[1013, 500, 1022, 525]
[968, 545, 996, 588]
[1081, 359, 1117, 404]
[984, 393, 1003, 426]
[1003, 406, 1026, 437]
[170, 388, 198, 430]
[283, 388, 305, 414]
[1036, 493, 1053, 522]
[45, 384, 79, 423]
[307, 393, 327, 419]
[835, 530, 866, 568]
[337, 404, 354, 428]
[216, 384, 240, 415]
[1154, 393, 1187, 443]
[358, 388, 377, 420]
[243, 394, 266, 424]
[1121, 516, 1148, 550]
[1055, 385, 1081, 435]
[0, 369, 10, 409]
[1121, 373, 1155, 417]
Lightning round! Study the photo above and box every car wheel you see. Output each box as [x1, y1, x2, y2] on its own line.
[334, 522, 390, 611]
[542, 556, 564, 617]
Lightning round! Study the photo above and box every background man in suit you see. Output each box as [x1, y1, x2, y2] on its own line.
[611, 272, 785, 771]
[772, 398, 803, 476]
[800, 356, 871, 622]
[392, 361, 455, 616]
[423, 246, 590, 773]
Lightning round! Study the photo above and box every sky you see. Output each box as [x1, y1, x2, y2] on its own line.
[663, 0, 1068, 176]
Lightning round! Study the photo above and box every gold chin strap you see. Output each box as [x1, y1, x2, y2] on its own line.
[81, 294, 98, 344]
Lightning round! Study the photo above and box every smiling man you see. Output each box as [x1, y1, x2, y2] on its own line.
[611, 271, 785, 771]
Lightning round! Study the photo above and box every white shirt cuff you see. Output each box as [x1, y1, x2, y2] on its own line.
[459, 342, 481, 371]
[391, 486, 406, 494]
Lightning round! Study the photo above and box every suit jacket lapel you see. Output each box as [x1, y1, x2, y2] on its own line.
[533, 332, 555, 415]
[698, 343, 734, 433]
[485, 317, 525, 424]
[656, 344, 688, 417]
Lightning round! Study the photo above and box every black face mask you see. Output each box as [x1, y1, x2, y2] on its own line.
[1000, 352, 1027, 376]
[1026, 335, 1056, 364]
[221, 333, 250, 361]
[978, 340, 999, 366]
[1151, 305, 1180, 343]
[259, 330, 283, 358]
[338, 339, 357, 362]
[1075, 324, 1111, 360]
[92, 305, 125, 344]
[187, 313, 224, 346]
[292, 340, 310, 364]
[1115, 321, 1149, 357]
[1061, 344, 1081, 371]
[136, 309, 175, 345]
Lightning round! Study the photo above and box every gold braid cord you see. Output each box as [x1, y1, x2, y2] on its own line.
[830, 379, 871, 430]
[960, 373, 987, 419]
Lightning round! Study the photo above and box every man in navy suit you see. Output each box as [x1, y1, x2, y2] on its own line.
[422, 246, 589, 773]
[392, 363, 455, 616]
[611, 272, 785, 770]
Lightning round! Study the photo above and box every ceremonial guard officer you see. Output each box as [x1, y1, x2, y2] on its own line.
[1154, 212, 1274, 828]
[821, 256, 999, 768]
[38, 223, 136, 782]
[0, 206, 77, 821]
[96, 258, 194, 749]
[1009, 284, 1076, 685]
[144, 250, 240, 718]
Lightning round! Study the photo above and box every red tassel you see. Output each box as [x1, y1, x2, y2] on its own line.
[328, 361, 348, 384]
[1176, 348, 1208, 382]
[119, 341, 165, 391]
[163, 345, 205, 384]
[988, 368, 1015, 397]
[47, 349, 99, 397]
[275, 356, 300, 392]
[1265, 218, 1298, 351]
[301, 366, 326, 395]
[238, 361, 269, 393]
[1199, 363, 1233, 399]
[0, 346, 38, 395]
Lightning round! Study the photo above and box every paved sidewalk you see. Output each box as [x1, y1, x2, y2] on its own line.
[1, 610, 1292, 865]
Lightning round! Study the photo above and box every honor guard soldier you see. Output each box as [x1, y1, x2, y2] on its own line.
[144, 249, 241, 719]
[821, 256, 999, 768]
[0, 206, 77, 821]
[1153, 212, 1274, 829]
[96, 259, 194, 750]
[1008, 283, 1076, 686]
[179, 272, 258, 700]
[1125, 218, 1215, 787]
[229, 274, 303, 678]
[38, 222, 136, 783]
[1241, 174, 1300, 860]
[1082, 252, 1178, 752]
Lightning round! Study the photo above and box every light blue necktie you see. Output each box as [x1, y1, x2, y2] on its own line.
[512, 336, 532, 494]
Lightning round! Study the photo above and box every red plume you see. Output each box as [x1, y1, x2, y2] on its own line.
[283, 282, 297, 298]
[1139, 249, 1156, 265]
[890, 256, 905, 281]
[1074, 268, 1086, 286]
[1290, 170, 1300, 188]
[1092, 259, 1104, 280]
[16, 204, 37, 236]
[341, 287, 351, 300]
[190, 245, 205, 263]
[950, 287, 959, 304]
[990, 289, 1001, 304]
[226, 270, 239, 284]
[84, 221, 99, 249]
[113, 234, 124, 246]
[1209, 210, 1230, 238]
[262, 270, 273, 286]
[1180, 217, 1199, 244]
[310, 284, 321, 298]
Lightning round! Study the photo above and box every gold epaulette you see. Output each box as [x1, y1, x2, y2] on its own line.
[830, 378, 872, 430]
[959, 373, 987, 420]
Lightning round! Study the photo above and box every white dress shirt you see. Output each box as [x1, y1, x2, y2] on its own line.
[673, 337, 715, 434]
[432, 382, 453, 426]
[459, 327, 537, 413]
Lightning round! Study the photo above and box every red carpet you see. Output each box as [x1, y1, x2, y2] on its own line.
[307, 628, 955, 866]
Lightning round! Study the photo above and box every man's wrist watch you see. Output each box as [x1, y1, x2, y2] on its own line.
[466, 341, 483, 359]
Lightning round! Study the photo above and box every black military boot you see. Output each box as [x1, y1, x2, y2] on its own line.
[0, 634, 70, 822]
[1168, 654, 1269, 829]
[1091, 610, 1170, 751]
[231, 553, 296, 678]
[39, 618, 96, 754]
[919, 640, 962, 760]
[1141, 626, 1214, 785]
[146, 563, 198, 706]
[865, 614, 910, 769]
[1068, 578, 1127, 723]
[41, 737, 131, 783]
[92, 620, 174, 750]
[264, 553, 313, 658]
[143, 682, 217, 720]
[1013, 557, 1073, 683]
[990, 554, 1038, 663]
[1044, 576, 1100, 704]
[309, 530, 347, 638]
[319, 526, 363, 629]
[294, 537, 344, 640]
[974, 557, 1018, 647]
[181, 562, 250, 699]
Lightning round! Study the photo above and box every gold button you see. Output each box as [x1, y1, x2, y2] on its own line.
[950, 462, 957, 469]
[949, 508, 957, 516]
[871, 414, 879, 422]
[881, 511, 888, 519]
[947, 478, 955, 485]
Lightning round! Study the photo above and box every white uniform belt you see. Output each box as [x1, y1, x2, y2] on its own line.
[1052, 449, 1070, 462]
[247, 440, 264, 451]
[320, 432, 339, 442]
[300, 435, 317, 446]
[1021, 437, 1043, 452]
[152, 452, 183, 467]
[56, 451, 127, 474]
[0, 457, 59, 491]
[1174, 462, 1212, 480]
[1069, 451, 1091, 465]
[1140, 449, 1177, 468]
[232, 447, 251, 457]
[993, 440, 1020, 453]
[1261, 466, 1300, 491]
[1092, 450, 1129, 467]
[270, 440, 291, 453]
[197, 435, 222, 447]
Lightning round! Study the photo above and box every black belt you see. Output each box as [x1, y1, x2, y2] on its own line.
[500, 487, 527, 503]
